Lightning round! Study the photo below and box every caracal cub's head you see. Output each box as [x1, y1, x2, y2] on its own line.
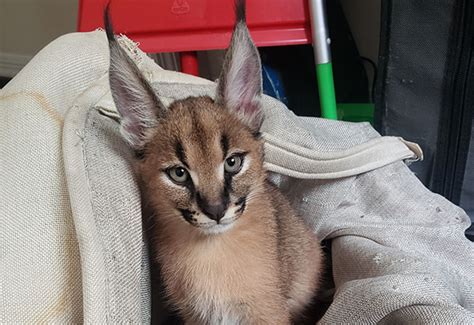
[106, 3, 266, 235]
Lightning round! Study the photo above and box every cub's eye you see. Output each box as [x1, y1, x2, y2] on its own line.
[167, 166, 189, 183]
[224, 155, 243, 174]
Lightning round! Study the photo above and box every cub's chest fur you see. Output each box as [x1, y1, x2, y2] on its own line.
[158, 211, 280, 302]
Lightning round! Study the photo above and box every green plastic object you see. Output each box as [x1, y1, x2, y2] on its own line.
[336, 103, 374, 124]
[316, 62, 338, 120]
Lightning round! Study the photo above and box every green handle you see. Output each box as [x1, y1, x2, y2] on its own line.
[316, 62, 338, 120]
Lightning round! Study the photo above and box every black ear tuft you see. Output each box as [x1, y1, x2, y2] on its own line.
[105, 5, 167, 150]
[103, 3, 115, 42]
[235, 0, 246, 23]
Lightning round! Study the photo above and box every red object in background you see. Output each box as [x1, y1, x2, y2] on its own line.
[78, 0, 312, 76]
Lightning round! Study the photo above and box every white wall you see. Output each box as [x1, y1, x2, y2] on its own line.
[0, 0, 78, 77]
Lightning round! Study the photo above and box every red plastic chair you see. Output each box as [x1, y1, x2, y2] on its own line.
[77, 0, 312, 76]
[77, 0, 338, 119]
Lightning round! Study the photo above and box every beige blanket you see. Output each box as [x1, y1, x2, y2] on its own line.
[1, 30, 472, 324]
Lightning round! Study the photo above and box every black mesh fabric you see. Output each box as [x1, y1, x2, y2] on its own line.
[375, 0, 457, 184]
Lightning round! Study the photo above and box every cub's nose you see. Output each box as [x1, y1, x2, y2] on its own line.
[196, 193, 228, 223]
[203, 203, 226, 222]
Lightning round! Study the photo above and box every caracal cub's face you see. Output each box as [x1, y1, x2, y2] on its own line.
[140, 97, 266, 235]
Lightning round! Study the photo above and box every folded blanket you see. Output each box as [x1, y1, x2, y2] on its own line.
[1, 30, 472, 324]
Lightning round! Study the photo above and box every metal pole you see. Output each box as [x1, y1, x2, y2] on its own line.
[309, 0, 338, 119]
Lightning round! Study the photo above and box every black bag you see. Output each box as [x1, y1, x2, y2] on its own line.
[375, 0, 474, 238]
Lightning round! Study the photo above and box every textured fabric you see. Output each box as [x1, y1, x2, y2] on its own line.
[281, 162, 474, 323]
[2, 30, 473, 324]
[1, 31, 153, 323]
[64, 102, 151, 323]
[0, 31, 109, 323]
[61, 47, 154, 323]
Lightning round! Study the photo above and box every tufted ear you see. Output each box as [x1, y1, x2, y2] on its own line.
[105, 7, 166, 151]
[215, 0, 263, 131]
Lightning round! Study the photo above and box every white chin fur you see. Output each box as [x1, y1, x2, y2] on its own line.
[199, 222, 235, 235]
[193, 204, 241, 235]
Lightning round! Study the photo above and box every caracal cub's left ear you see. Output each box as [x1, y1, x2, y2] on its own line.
[215, 0, 263, 132]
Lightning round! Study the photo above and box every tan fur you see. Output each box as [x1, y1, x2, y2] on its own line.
[137, 98, 323, 324]
[105, 1, 323, 322]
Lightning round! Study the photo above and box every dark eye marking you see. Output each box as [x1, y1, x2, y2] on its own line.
[175, 141, 189, 168]
[220, 134, 229, 160]
[224, 172, 233, 192]
[236, 196, 246, 205]
[178, 209, 196, 223]
[236, 196, 247, 214]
